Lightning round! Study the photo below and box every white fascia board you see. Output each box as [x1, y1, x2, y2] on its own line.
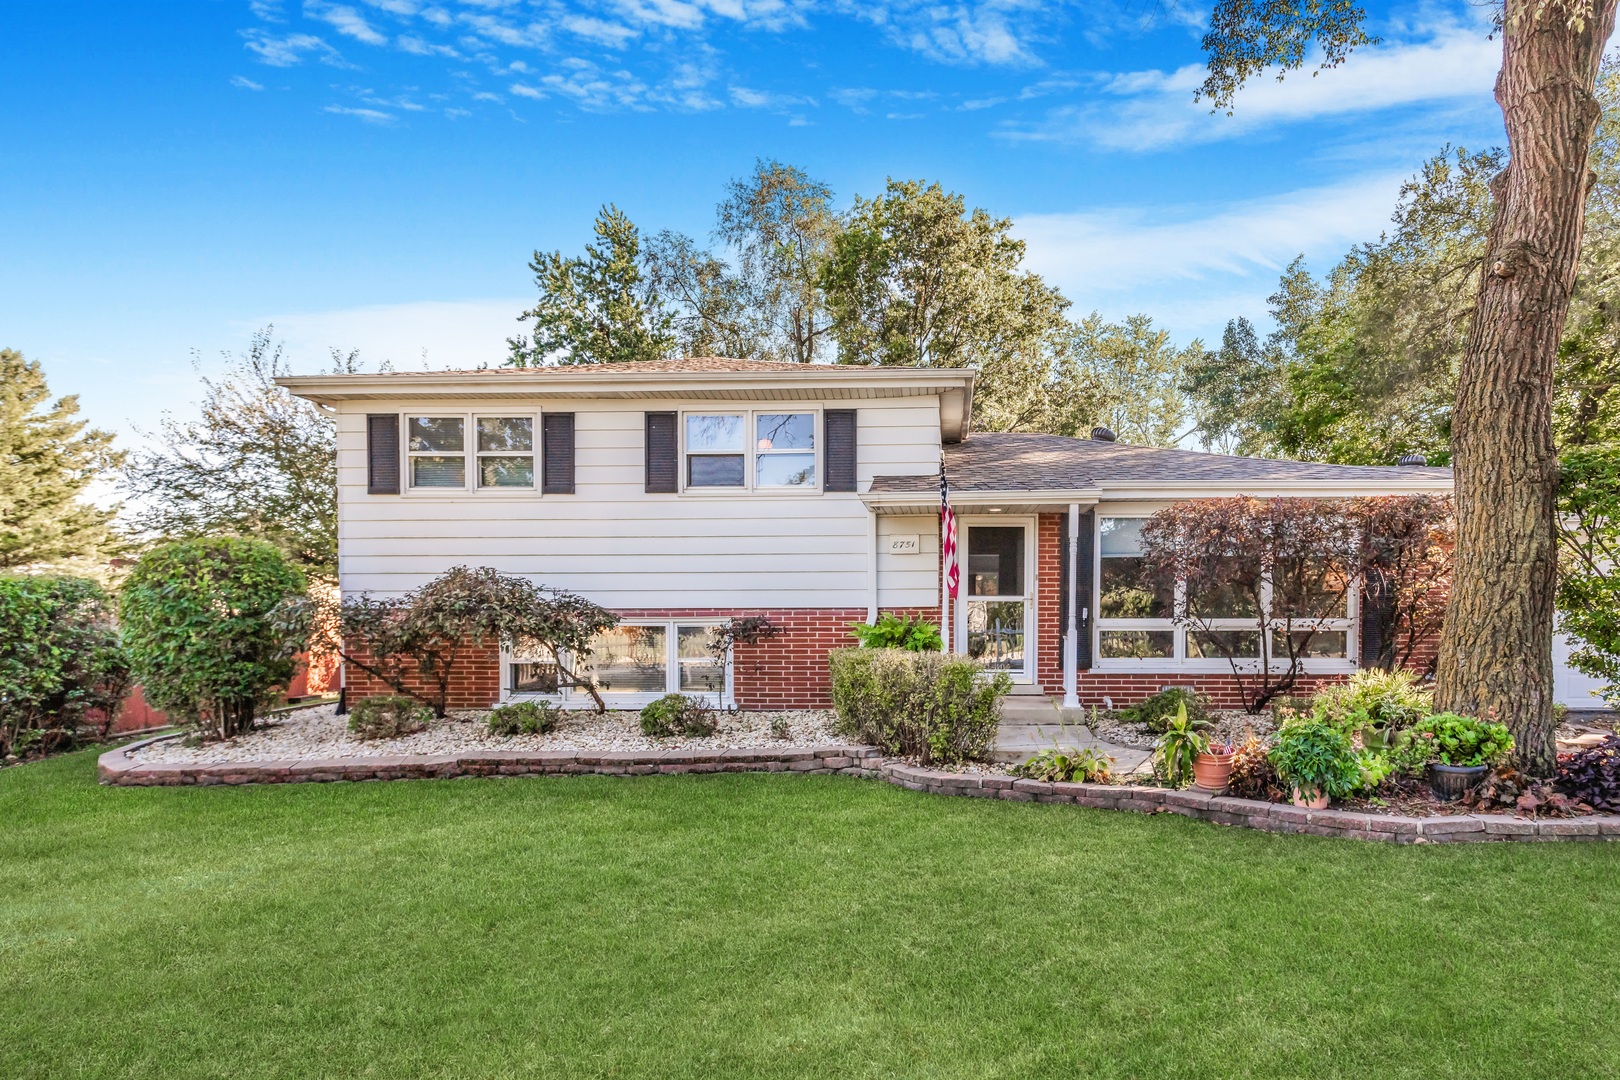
[1092, 477, 1454, 498]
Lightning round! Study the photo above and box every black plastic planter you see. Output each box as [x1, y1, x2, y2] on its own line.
[1428, 763, 1488, 802]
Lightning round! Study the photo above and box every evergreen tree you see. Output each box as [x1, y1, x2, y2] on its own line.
[0, 349, 123, 572]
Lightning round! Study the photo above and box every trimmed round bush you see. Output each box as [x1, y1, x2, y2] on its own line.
[348, 695, 431, 741]
[1122, 686, 1211, 734]
[828, 648, 1009, 765]
[0, 575, 129, 757]
[1270, 718, 1360, 802]
[119, 537, 309, 740]
[488, 700, 560, 736]
[639, 693, 717, 737]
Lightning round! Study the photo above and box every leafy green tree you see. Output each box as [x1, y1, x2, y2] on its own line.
[121, 328, 350, 582]
[1073, 313, 1201, 447]
[716, 159, 841, 363]
[508, 204, 675, 366]
[641, 229, 766, 359]
[0, 348, 124, 572]
[1555, 444, 1620, 707]
[0, 575, 129, 757]
[119, 537, 310, 740]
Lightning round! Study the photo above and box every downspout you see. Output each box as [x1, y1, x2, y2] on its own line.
[1064, 502, 1080, 709]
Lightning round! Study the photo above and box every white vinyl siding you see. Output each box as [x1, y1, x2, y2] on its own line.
[336, 396, 943, 610]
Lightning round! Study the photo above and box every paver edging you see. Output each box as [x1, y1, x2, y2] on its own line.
[97, 740, 1617, 843]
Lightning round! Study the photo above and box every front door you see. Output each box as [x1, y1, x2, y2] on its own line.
[958, 522, 1033, 681]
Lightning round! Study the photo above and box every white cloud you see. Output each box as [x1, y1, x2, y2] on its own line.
[323, 103, 395, 121]
[1013, 24, 1502, 150]
[304, 1, 389, 46]
[1014, 172, 1407, 337]
[728, 85, 814, 108]
[230, 74, 267, 90]
[243, 29, 346, 66]
[509, 82, 545, 98]
[562, 15, 638, 47]
[260, 298, 529, 371]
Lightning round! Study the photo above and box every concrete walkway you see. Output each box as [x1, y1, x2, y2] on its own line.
[993, 694, 1153, 773]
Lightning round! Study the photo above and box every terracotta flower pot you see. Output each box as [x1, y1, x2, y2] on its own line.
[1192, 750, 1235, 792]
[1291, 786, 1329, 810]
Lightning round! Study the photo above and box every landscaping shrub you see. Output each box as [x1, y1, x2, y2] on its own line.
[0, 575, 129, 758]
[828, 648, 1009, 765]
[1225, 734, 1283, 800]
[1406, 712, 1514, 768]
[1122, 686, 1211, 734]
[487, 700, 560, 737]
[848, 612, 943, 651]
[1270, 718, 1361, 802]
[639, 693, 717, 737]
[1556, 735, 1620, 811]
[1310, 669, 1432, 738]
[119, 537, 309, 741]
[1012, 745, 1112, 783]
[348, 695, 431, 740]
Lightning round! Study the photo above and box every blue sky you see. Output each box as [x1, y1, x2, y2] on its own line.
[1, 0, 1512, 446]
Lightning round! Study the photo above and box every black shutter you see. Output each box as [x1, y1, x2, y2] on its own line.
[1359, 571, 1394, 669]
[1057, 511, 1070, 654]
[541, 413, 575, 494]
[824, 409, 857, 492]
[644, 411, 677, 493]
[1076, 509, 1095, 670]
[366, 414, 400, 495]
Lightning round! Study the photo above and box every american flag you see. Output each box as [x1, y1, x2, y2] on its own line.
[940, 466, 959, 598]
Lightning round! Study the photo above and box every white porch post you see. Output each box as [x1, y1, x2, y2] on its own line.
[866, 510, 879, 624]
[1063, 501, 1080, 708]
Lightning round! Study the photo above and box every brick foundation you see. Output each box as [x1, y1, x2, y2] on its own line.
[342, 643, 501, 712]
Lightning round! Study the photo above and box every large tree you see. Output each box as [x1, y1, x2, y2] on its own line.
[508, 204, 675, 366]
[1201, 1, 1618, 773]
[0, 349, 124, 573]
[122, 328, 350, 583]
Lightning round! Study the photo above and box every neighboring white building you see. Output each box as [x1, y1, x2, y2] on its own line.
[280, 357, 1505, 713]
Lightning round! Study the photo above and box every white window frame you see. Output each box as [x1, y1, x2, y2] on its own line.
[473, 414, 539, 492]
[500, 619, 733, 709]
[679, 408, 823, 495]
[401, 411, 540, 495]
[1091, 515, 1357, 674]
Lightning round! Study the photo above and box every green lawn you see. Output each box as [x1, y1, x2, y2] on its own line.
[3, 753, 1618, 1079]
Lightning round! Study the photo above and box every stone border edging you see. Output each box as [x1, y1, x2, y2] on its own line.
[99, 738, 1620, 843]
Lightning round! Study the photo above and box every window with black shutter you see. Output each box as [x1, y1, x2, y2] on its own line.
[824, 409, 857, 492]
[542, 413, 575, 494]
[366, 414, 400, 495]
[644, 411, 677, 493]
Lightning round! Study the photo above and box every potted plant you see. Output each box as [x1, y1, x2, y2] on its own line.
[1193, 734, 1235, 793]
[1408, 712, 1515, 801]
[1152, 701, 1212, 788]
[1269, 718, 1359, 809]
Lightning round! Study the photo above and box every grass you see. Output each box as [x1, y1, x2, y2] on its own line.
[3, 752, 1618, 1079]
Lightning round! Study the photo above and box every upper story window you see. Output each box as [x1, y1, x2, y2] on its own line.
[685, 414, 746, 487]
[476, 417, 535, 488]
[684, 410, 818, 491]
[407, 417, 465, 489]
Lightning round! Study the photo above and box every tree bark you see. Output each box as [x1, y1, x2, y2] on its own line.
[1435, 0, 1617, 776]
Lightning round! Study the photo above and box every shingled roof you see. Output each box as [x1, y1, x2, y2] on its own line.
[868, 431, 1453, 493]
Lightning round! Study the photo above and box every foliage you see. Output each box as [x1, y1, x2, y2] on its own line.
[1012, 745, 1113, 784]
[317, 566, 618, 718]
[0, 348, 125, 573]
[508, 204, 675, 366]
[639, 693, 717, 738]
[1556, 443, 1620, 706]
[1407, 712, 1515, 769]
[1269, 718, 1361, 802]
[119, 538, 309, 740]
[828, 647, 1010, 765]
[347, 695, 431, 741]
[1225, 733, 1284, 800]
[1151, 701, 1211, 789]
[1309, 668, 1432, 739]
[1121, 686, 1211, 734]
[715, 159, 841, 363]
[0, 575, 129, 757]
[1139, 496, 1365, 712]
[121, 328, 358, 581]
[642, 228, 767, 360]
[768, 714, 791, 740]
[848, 612, 943, 652]
[1070, 313, 1201, 447]
[1555, 735, 1620, 811]
[487, 699, 560, 737]
[1352, 495, 1454, 672]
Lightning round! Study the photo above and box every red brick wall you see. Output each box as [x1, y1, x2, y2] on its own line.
[343, 642, 502, 712]
[1035, 513, 1065, 694]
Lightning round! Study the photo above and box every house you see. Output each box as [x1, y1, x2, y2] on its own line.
[279, 357, 1456, 713]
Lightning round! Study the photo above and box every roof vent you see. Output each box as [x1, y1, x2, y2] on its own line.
[1091, 426, 1116, 442]
[1397, 453, 1427, 467]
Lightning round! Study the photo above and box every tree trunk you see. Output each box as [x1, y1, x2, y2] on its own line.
[1435, 0, 1617, 776]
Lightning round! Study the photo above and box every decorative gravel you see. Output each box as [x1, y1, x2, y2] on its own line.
[127, 703, 844, 764]
[1092, 709, 1277, 750]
